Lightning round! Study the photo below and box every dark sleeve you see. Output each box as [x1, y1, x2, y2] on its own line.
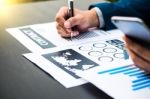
[89, 0, 150, 30]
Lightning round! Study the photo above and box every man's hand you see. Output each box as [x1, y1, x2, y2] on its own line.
[55, 6, 100, 37]
[123, 36, 150, 73]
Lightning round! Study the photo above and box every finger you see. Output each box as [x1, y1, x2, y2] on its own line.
[64, 15, 81, 29]
[56, 23, 79, 37]
[66, 28, 72, 33]
[64, 16, 81, 37]
[55, 6, 68, 24]
[124, 36, 150, 62]
[65, 28, 79, 37]
[56, 23, 70, 37]
[56, 21, 79, 37]
[127, 48, 150, 73]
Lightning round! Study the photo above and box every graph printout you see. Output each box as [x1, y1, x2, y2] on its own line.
[78, 63, 150, 99]
[23, 37, 132, 88]
[6, 22, 120, 52]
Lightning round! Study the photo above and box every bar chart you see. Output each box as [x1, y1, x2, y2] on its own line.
[98, 65, 150, 91]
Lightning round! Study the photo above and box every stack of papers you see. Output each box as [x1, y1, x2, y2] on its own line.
[6, 22, 150, 99]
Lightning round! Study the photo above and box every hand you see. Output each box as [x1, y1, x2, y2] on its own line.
[55, 6, 99, 37]
[123, 36, 150, 73]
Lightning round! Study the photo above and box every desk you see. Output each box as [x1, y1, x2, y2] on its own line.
[0, 1, 112, 99]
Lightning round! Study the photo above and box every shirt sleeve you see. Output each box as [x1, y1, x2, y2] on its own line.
[89, 0, 150, 30]
[93, 7, 105, 28]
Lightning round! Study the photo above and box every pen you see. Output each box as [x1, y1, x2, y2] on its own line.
[68, 0, 74, 40]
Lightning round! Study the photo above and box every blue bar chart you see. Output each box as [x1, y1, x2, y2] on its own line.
[98, 65, 150, 91]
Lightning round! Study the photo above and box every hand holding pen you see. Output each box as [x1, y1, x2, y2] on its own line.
[55, 1, 100, 38]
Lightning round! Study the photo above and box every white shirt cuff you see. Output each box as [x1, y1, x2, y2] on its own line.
[93, 7, 105, 28]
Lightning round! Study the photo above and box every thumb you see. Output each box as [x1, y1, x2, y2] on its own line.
[64, 16, 80, 28]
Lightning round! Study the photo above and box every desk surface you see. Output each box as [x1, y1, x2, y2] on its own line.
[0, 1, 112, 99]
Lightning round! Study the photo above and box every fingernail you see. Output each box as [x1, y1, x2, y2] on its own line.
[72, 31, 79, 37]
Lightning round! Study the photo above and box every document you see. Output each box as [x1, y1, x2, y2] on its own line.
[7, 22, 146, 98]
[6, 22, 122, 52]
[23, 36, 131, 88]
[78, 62, 150, 99]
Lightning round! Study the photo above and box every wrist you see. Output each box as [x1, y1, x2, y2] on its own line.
[87, 9, 100, 28]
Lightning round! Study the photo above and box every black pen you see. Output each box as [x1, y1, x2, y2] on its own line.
[68, 0, 74, 40]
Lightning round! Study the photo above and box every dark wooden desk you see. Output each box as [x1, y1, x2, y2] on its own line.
[0, 1, 112, 99]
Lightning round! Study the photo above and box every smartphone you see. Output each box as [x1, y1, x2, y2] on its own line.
[111, 16, 150, 44]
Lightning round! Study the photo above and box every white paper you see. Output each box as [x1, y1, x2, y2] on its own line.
[77, 62, 150, 99]
[8, 21, 146, 99]
[6, 22, 122, 52]
[23, 36, 132, 88]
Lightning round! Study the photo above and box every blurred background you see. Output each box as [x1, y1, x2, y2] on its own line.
[0, 0, 117, 12]
[0, 0, 49, 6]
[0, 0, 117, 5]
